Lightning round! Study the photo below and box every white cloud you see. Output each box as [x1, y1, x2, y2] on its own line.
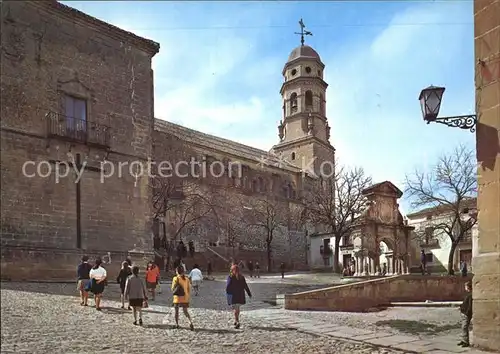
[324, 1, 474, 192]
[96, 1, 474, 200]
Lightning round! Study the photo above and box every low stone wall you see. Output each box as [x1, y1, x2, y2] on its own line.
[1, 245, 153, 281]
[285, 274, 473, 312]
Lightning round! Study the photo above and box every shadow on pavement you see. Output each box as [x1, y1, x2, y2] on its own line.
[144, 324, 236, 334]
[375, 319, 461, 335]
[248, 326, 297, 332]
[99, 306, 169, 316]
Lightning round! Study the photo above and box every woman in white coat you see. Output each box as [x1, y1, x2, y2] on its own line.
[188, 264, 203, 296]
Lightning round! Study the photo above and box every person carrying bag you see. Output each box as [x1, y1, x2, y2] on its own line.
[171, 266, 194, 330]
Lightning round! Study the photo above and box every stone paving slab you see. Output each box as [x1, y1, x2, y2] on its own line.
[325, 326, 375, 338]
[419, 343, 469, 353]
[363, 334, 422, 346]
[352, 332, 395, 341]
[389, 341, 434, 352]
[248, 309, 495, 354]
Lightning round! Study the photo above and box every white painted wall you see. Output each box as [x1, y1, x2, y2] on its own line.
[309, 235, 353, 269]
[407, 211, 477, 273]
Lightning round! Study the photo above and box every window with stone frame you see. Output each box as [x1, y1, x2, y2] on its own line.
[64, 95, 87, 134]
[305, 90, 313, 108]
[290, 92, 298, 113]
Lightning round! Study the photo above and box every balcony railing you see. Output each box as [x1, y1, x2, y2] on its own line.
[45, 111, 111, 148]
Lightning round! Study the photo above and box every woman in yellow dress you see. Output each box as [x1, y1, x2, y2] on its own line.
[171, 266, 194, 330]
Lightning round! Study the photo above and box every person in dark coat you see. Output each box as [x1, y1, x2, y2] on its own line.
[458, 281, 473, 347]
[460, 261, 468, 277]
[420, 249, 427, 275]
[280, 262, 285, 279]
[226, 265, 252, 329]
[117, 261, 132, 309]
[247, 261, 254, 278]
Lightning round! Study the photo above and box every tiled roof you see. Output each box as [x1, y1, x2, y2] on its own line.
[154, 119, 302, 173]
[406, 197, 477, 218]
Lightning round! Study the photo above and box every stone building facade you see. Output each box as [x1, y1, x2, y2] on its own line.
[473, 0, 500, 351]
[151, 47, 335, 269]
[1, 1, 336, 278]
[406, 198, 478, 274]
[1, 1, 159, 279]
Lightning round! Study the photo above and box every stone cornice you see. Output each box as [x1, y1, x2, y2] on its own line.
[280, 76, 328, 95]
[282, 57, 325, 75]
[283, 112, 328, 125]
[273, 135, 336, 152]
[28, 1, 160, 56]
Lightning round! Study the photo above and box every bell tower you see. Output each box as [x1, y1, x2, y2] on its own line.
[273, 19, 335, 177]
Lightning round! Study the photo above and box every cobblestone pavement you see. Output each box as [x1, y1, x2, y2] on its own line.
[2, 276, 488, 354]
[1, 283, 405, 354]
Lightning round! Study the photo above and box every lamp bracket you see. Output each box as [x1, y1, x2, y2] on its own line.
[427, 114, 477, 133]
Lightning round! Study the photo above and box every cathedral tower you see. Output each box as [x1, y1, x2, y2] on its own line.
[273, 20, 335, 177]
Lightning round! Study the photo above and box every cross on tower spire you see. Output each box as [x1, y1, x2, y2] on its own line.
[294, 18, 312, 46]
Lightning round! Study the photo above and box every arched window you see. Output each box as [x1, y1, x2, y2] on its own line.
[305, 90, 313, 107]
[291, 152, 296, 160]
[290, 92, 298, 113]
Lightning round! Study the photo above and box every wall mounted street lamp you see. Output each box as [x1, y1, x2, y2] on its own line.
[418, 85, 477, 132]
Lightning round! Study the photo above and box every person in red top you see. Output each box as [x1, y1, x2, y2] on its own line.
[145, 262, 160, 300]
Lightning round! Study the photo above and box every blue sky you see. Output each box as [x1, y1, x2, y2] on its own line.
[63, 0, 476, 213]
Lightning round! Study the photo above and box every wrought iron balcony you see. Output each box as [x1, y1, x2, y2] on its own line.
[45, 111, 111, 148]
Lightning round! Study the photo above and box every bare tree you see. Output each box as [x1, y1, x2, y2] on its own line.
[404, 144, 477, 275]
[150, 134, 220, 266]
[304, 165, 372, 273]
[210, 187, 240, 257]
[244, 197, 287, 273]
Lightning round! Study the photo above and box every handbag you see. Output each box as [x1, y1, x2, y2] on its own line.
[172, 279, 185, 296]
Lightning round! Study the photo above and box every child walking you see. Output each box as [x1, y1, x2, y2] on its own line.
[124, 266, 148, 326]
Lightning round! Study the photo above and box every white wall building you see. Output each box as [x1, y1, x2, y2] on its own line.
[308, 233, 354, 271]
[406, 198, 477, 274]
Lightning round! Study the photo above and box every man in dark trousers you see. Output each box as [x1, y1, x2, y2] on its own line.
[458, 280, 473, 347]
[247, 260, 254, 278]
[420, 249, 427, 275]
[280, 262, 285, 279]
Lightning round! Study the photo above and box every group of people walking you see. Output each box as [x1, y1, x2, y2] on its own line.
[76, 256, 107, 310]
[76, 256, 253, 330]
